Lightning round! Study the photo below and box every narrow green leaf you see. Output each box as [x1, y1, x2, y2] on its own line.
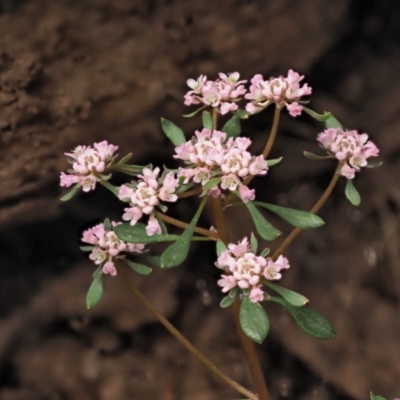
[366, 160, 383, 168]
[250, 232, 258, 254]
[266, 157, 283, 167]
[155, 214, 168, 235]
[345, 179, 361, 206]
[114, 223, 184, 243]
[123, 259, 152, 275]
[243, 200, 281, 241]
[370, 392, 387, 400]
[201, 177, 221, 195]
[86, 267, 103, 309]
[183, 106, 206, 118]
[235, 109, 250, 119]
[222, 115, 241, 138]
[216, 240, 227, 257]
[325, 115, 343, 129]
[175, 180, 195, 194]
[161, 196, 208, 268]
[269, 297, 336, 339]
[114, 153, 132, 166]
[161, 118, 186, 146]
[202, 111, 213, 130]
[80, 246, 95, 252]
[303, 106, 331, 122]
[254, 201, 325, 229]
[220, 294, 237, 308]
[104, 219, 112, 231]
[263, 281, 308, 307]
[113, 164, 143, 176]
[143, 255, 161, 268]
[239, 296, 270, 344]
[260, 248, 270, 257]
[60, 184, 81, 201]
[100, 180, 119, 196]
[303, 151, 335, 160]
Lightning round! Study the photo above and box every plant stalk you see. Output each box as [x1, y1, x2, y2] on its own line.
[115, 263, 257, 400]
[271, 162, 342, 260]
[213, 197, 271, 400]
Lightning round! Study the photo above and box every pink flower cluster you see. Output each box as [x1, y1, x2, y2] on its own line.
[174, 128, 268, 202]
[217, 238, 290, 303]
[317, 128, 379, 179]
[245, 70, 312, 117]
[82, 222, 145, 276]
[60, 141, 118, 192]
[118, 167, 179, 236]
[184, 72, 247, 115]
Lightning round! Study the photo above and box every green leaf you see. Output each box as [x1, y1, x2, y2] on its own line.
[216, 240, 227, 257]
[366, 160, 383, 168]
[303, 151, 335, 160]
[263, 281, 308, 307]
[123, 259, 152, 275]
[60, 184, 81, 201]
[269, 297, 336, 339]
[80, 246, 94, 252]
[260, 248, 270, 257]
[243, 200, 281, 241]
[183, 106, 206, 118]
[220, 294, 237, 308]
[86, 267, 103, 309]
[345, 179, 361, 206]
[303, 106, 331, 122]
[175, 180, 195, 194]
[100, 180, 119, 196]
[114, 223, 184, 243]
[202, 111, 213, 130]
[254, 202, 325, 229]
[161, 196, 208, 268]
[201, 177, 221, 195]
[239, 296, 270, 344]
[143, 255, 161, 268]
[155, 214, 168, 235]
[221, 115, 241, 138]
[104, 218, 112, 231]
[161, 118, 186, 146]
[235, 109, 250, 119]
[114, 153, 132, 166]
[266, 157, 283, 167]
[250, 232, 258, 253]
[325, 115, 343, 129]
[370, 392, 387, 400]
[113, 164, 143, 176]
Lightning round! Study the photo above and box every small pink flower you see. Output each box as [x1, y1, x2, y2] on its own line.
[239, 185, 255, 203]
[341, 164, 355, 179]
[146, 215, 162, 236]
[103, 261, 117, 276]
[89, 248, 107, 264]
[286, 102, 303, 117]
[249, 286, 264, 303]
[79, 175, 97, 192]
[118, 185, 134, 201]
[217, 274, 237, 292]
[60, 172, 79, 187]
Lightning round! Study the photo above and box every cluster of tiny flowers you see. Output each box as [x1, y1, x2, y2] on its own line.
[317, 128, 379, 179]
[217, 238, 290, 303]
[245, 70, 312, 117]
[174, 128, 268, 202]
[184, 72, 247, 115]
[118, 167, 179, 236]
[82, 222, 145, 276]
[60, 141, 118, 192]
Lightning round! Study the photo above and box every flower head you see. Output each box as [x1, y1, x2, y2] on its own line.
[245, 70, 312, 117]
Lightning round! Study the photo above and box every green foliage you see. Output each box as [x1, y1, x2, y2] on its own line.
[303, 151, 334, 160]
[216, 240, 227, 257]
[222, 115, 241, 137]
[325, 115, 343, 129]
[220, 293, 238, 308]
[239, 296, 270, 344]
[183, 106, 206, 118]
[303, 106, 331, 122]
[99, 180, 120, 196]
[161, 118, 186, 146]
[269, 297, 336, 339]
[345, 179, 361, 206]
[250, 232, 258, 253]
[370, 392, 387, 400]
[104, 218, 112, 231]
[60, 184, 80, 201]
[266, 157, 283, 167]
[86, 267, 103, 309]
[254, 201, 325, 229]
[123, 259, 153, 275]
[243, 200, 281, 241]
[263, 281, 308, 307]
[202, 111, 213, 130]
[160, 197, 207, 268]
[235, 109, 251, 119]
[201, 177, 222, 195]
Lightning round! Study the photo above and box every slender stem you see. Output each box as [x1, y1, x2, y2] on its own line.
[271, 162, 342, 260]
[178, 187, 203, 199]
[213, 108, 218, 130]
[156, 211, 218, 239]
[213, 197, 271, 400]
[262, 106, 281, 159]
[115, 263, 257, 400]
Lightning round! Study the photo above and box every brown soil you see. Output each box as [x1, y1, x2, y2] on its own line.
[1, 1, 400, 399]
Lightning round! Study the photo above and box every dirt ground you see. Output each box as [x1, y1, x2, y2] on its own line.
[1, 1, 400, 399]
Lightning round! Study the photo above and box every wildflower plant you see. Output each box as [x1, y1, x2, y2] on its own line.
[60, 70, 382, 400]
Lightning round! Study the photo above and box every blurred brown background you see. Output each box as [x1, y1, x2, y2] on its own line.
[1, 1, 400, 399]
